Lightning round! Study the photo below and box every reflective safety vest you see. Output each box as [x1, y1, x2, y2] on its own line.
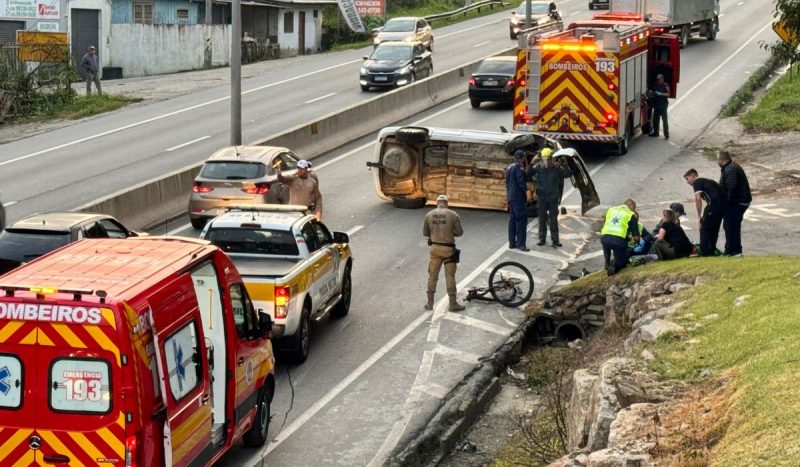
[601, 205, 634, 239]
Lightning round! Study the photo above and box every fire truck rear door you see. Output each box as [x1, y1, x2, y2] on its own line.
[648, 34, 681, 97]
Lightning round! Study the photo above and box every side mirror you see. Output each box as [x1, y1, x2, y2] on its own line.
[363, 55, 369, 60]
[372, 27, 382, 34]
[258, 312, 273, 338]
[333, 231, 350, 244]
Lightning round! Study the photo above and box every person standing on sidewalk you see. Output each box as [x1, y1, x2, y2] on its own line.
[423, 195, 465, 312]
[506, 150, 530, 251]
[717, 151, 751, 256]
[684, 168, 725, 256]
[649, 74, 669, 139]
[600, 199, 640, 276]
[528, 148, 571, 247]
[82, 46, 102, 96]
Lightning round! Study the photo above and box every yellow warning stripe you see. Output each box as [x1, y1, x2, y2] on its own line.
[0, 428, 32, 458]
[40, 431, 80, 463]
[539, 80, 607, 123]
[0, 321, 24, 342]
[101, 308, 117, 331]
[97, 426, 125, 456]
[50, 323, 87, 348]
[86, 325, 121, 366]
[172, 406, 212, 463]
[21, 328, 37, 345]
[67, 431, 106, 463]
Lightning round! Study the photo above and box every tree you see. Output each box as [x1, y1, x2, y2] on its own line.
[762, 0, 800, 70]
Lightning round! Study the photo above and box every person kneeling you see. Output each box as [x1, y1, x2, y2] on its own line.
[654, 209, 692, 260]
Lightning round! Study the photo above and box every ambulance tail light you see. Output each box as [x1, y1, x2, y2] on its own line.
[125, 436, 137, 467]
[192, 182, 213, 193]
[242, 183, 270, 195]
[274, 286, 290, 319]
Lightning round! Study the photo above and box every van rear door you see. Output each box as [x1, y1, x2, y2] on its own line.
[148, 299, 214, 466]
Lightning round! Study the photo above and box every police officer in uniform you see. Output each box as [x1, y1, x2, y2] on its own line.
[600, 199, 640, 276]
[423, 194, 465, 312]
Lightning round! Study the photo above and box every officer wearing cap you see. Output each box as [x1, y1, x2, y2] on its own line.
[276, 159, 323, 220]
[423, 194, 465, 312]
[506, 150, 530, 251]
[529, 148, 572, 247]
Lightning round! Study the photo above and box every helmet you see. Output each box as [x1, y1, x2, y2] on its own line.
[541, 148, 553, 159]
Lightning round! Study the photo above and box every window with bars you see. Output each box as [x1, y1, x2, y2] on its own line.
[133, 1, 154, 24]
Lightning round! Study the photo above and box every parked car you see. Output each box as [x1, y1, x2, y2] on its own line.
[366, 126, 600, 215]
[588, 0, 609, 10]
[0, 212, 142, 275]
[510, 1, 563, 39]
[188, 145, 312, 229]
[373, 17, 433, 50]
[360, 41, 433, 91]
[468, 56, 518, 108]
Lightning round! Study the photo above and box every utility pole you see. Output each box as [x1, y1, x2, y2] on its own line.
[525, 0, 532, 30]
[230, 0, 242, 145]
[205, 0, 211, 24]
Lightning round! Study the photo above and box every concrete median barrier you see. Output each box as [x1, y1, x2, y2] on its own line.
[76, 48, 514, 230]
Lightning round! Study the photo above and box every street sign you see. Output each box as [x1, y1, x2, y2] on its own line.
[773, 20, 799, 47]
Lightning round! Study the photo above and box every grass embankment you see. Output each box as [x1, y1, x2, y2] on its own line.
[493, 256, 800, 466]
[15, 93, 140, 123]
[718, 55, 785, 118]
[740, 63, 800, 133]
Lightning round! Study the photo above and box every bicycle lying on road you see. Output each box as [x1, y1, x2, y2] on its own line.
[465, 261, 534, 308]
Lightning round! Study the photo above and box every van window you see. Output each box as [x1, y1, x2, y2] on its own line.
[0, 354, 23, 409]
[230, 283, 257, 338]
[163, 321, 200, 402]
[50, 358, 111, 414]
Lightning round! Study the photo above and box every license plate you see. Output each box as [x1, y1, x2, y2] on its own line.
[374, 76, 388, 82]
[483, 80, 498, 86]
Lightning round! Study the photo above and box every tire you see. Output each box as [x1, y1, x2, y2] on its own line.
[470, 98, 481, 109]
[428, 37, 434, 51]
[287, 305, 311, 364]
[589, 3, 594, 10]
[410, 73, 416, 84]
[504, 133, 538, 155]
[489, 261, 534, 307]
[707, 19, 717, 40]
[392, 196, 427, 209]
[680, 25, 689, 49]
[395, 126, 430, 144]
[617, 118, 632, 156]
[242, 381, 273, 447]
[331, 264, 352, 319]
[190, 217, 206, 230]
[360, 84, 369, 91]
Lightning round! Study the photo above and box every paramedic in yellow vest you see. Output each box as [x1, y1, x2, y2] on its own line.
[601, 199, 640, 276]
[423, 194, 465, 312]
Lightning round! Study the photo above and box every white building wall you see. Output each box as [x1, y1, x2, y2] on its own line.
[107, 24, 231, 77]
[68, 0, 112, 68]
[277, 7, 321, 57]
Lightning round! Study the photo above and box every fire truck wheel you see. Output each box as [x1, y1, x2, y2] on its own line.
[243, 382, 273, 447]
[331, 264, 352, 318]
[470, 99, 481, 109]
[680, 25, 689, 48]
[287, 306, 311, 364]
[392, 195, 428, 209]
[618, 119, 632, 156]
[395, 126, 430, 144]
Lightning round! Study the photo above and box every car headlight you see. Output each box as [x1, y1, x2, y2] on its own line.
[360, 67, 368, 74]
[403, 36, 414, 42]
[373, 37, 381, 44]
[397, 64, 412, 75]
[510, 16, 520, 25]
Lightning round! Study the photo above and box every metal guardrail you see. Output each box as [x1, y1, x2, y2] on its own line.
[425, 0, 508, 23]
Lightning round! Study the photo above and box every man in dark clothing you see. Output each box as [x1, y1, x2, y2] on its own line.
[506, 150, 530, 251]
[717, 151, 751, 256]
[649, 74, 670, 139]
[81, 46, 102, 95]
[528, 148, 571, 247]
[684, 168, 725, 256]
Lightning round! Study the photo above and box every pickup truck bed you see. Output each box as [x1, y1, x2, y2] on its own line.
[231, 256, 303, 278]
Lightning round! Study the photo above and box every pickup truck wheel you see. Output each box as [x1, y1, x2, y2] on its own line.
[288, 307, 311, 364]
[190, 217, 206, 229]
[242, 382, 273, 447]
[331, 265, 352, 319]
[392, 196, 427, 209]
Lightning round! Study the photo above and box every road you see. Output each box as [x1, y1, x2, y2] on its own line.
[1, 0, 778, 464]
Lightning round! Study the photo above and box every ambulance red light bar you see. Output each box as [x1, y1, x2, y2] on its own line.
[541, 43, 597, 52]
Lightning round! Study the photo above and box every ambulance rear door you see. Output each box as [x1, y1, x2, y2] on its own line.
[148, 292, 214, 467]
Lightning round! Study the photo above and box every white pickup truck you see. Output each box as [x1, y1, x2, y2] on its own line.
[201, 205, 353, 363]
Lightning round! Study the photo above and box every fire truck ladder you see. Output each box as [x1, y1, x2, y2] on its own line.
[517, 21, 566, 124]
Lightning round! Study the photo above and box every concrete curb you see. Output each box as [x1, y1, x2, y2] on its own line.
[390, 312, 539, 467]
[74, 48, 514, 231]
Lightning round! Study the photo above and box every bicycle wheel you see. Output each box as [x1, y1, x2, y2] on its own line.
[489, 261, 534, 307]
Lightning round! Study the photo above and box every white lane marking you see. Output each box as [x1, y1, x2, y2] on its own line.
[304, 92, 336, 104]
[437, 17, 508, 39]
[442, 312, 515, 336]
[2, 59, 362, 167]
[345, 225, 364, 236]
[167, 223, 192, 236]
[165, 135, 210, 152]
[670, 20, 772, 111]
[570, 10, 581, 16]
[736, 1, 743, 5]
[2, 201, 16, 207]
[473, 41, 492, 48]
[719, 12, 725, 17]
[259, 311, 432, 458]
[434, 343, 481, 364]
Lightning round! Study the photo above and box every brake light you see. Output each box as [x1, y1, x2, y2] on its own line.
[468, 77, 476, 85]
[605, 112, 617, 122]
[608, 83, 616, 90]
[125, 436, 137, 467]
[274, 286, 290, 319]
[519, 79, 526, 87]
[242, 183, 270, 195]
[192, 182, 212, 193]
[506, 79, 515, 87]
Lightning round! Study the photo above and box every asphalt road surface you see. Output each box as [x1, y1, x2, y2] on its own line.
[0, 0, 778, 464]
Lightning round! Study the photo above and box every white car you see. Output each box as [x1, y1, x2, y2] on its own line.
[373, 17, 434, 50]
[510, 1, 563, 39]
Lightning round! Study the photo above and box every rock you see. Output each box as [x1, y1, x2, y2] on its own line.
[639, 319, 685, 342]
[643, 296, 672, 311]
[700, 368, 712, 378]
[566, 369, 599, 451]
[590, 294, 605, 305]
[574, 296, 591, 308]
[668, 282, 692, 294]
[733, 295, 752, 307]
[456, 440, 477, 453]
[678, 313, 695, 321]
[588, 320, 605, 327]
[586, 358, 632, 451]
[568, 339, 587, 350]
[581, 313, 600, 321]
[607, 403, 659, 450]
[703, 313, 719, 321]
[695, 275, 713, 286]
[586, 448, 653, 466]
[586, 304, 606, 313]
[641, 349, 655, 361]
[549, 454, 585, 467]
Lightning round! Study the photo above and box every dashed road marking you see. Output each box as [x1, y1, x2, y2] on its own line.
[165, 135, 210, 152]
[304, 92, 336, 104]
[473, 40, 492, 47]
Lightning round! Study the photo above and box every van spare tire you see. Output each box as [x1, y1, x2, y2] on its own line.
[504, 133, 538, 155]
[395, 127, 430, 144]
[392, 196, 428, 209]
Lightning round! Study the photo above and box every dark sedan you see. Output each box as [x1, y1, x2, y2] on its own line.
[468, 56, 518, 108]
[0, 212, 142, 275]
[360, 41, 433, 91]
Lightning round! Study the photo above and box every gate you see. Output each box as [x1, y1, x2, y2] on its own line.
[70, 9, 99, 78]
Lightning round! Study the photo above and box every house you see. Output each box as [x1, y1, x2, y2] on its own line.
[62, 0, 335, 78]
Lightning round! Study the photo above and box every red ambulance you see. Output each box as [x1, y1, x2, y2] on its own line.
[0, 237, 276, 466]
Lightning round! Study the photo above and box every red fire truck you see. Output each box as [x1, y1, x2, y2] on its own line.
[512, 13, 680, 155]
[0, 237, 276, 466]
